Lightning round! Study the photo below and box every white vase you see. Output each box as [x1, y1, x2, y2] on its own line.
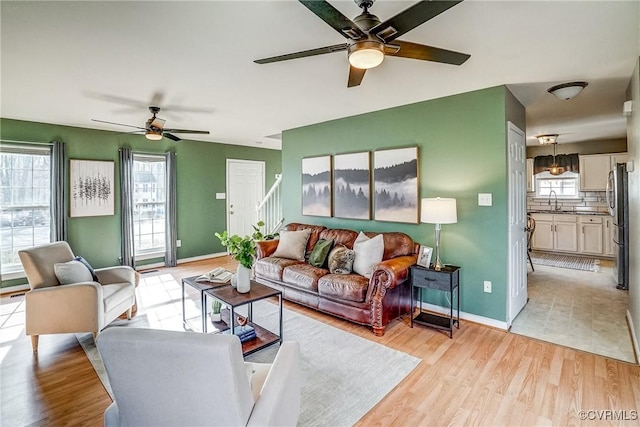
[236, 264, 251, 293]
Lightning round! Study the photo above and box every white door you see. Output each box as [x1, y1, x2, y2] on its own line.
[507, 122, 527, 325]
[227, 160, 265, 237]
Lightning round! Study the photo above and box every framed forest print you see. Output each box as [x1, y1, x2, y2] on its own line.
[333, 151, 370, 220]
[302, 155, 332, 217]
[70, 159, 115, 217]
[373, 147, 419, 223]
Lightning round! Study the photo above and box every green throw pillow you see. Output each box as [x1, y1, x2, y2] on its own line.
[309, 239, 334, 268]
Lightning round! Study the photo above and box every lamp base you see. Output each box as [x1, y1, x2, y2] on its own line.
[433, 256, 445, 271]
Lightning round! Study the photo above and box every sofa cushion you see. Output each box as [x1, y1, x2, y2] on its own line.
[54, 260, 93, 285]
[284, 223, 327, 257]
[282, 264, 329, 292]
[364, 232, 415, 260]
[327, 246, 355, 274]
[272, 229, 312, 261]
[254, 257, 304, 281]
[352, 232, 384, 279]
[309, 239, 333, 268]
[318, 274, 369, 303]
[319, 228, 358, 249]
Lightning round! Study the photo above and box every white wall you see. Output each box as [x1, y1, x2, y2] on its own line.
[627, 57, 640, 358]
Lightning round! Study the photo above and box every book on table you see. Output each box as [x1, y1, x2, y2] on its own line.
[196, 267, 233, 283]
[223, 325, 256, 342]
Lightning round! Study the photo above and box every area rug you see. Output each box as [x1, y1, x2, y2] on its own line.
[77, 300, 420, 427]
[530, 252, 600, 272]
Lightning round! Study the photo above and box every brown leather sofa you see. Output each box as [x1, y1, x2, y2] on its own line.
[254, 223, 418, 336]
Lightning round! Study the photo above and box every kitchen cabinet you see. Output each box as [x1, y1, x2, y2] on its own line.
[579, 153, 628, 191]
[604, 217, 616, 256]
[579, 216, 603, 255]
[531, 213, 578, 252]
[526, 158, 535, 192]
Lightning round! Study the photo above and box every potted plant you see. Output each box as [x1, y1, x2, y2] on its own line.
[210, 299, 222, 323]
[214, 231, 256, 293]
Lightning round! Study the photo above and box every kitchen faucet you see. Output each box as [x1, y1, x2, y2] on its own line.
[548, 190, 559, 211]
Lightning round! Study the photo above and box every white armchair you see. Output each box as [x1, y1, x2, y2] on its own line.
[18, 241, 137, 352]
[96, 328, 302, 427]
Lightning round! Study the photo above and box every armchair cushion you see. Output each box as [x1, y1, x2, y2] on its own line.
[74, 255, 99, 281]
[54, 260, 93, 285]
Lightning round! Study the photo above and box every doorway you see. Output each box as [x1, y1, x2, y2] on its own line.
[226, 159, 265, 237]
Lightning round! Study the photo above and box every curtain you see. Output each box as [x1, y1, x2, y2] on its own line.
[50, 140, 67, 242]
[533, 153, 580, 175]
[164, 151, 177, 267]
[119, 148, 135, 267]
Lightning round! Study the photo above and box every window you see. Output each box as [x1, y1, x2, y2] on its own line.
[1, 145, 52, 275]
[132, 154, 166, 257]
[535, 171, 579, 198]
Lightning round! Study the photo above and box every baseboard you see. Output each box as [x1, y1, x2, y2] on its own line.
[135, 252, 229, 271]
[0, 283, 30, 295]
[419, 302, 509, 330]
[626, 309, 640, 365]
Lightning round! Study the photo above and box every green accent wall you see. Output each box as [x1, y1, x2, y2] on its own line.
[1, 118, 281, 288]
[282, 86, 524, 322]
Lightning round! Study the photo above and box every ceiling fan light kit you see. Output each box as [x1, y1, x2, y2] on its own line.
[547, 81, 589, 100]
[348, 41, 385, 69]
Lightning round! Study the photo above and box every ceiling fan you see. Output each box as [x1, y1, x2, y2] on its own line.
[254, 0, 470, 87]
[92, 106, 210, 141]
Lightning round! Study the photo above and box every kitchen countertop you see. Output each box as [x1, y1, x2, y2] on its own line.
[528, 210, 611, 216]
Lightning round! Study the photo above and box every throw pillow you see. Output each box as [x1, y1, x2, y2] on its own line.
[272, 229, 312, 261]
[74, 255, 99, 281]
[309, 238, 334, 268]
[327, 245, 355, 274]
[54, 260, 93, 285]
[352, 232, 384, 278]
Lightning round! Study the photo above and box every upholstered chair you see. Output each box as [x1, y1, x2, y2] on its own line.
[96, 328, 302, 427]
[18, 241, 137, 352]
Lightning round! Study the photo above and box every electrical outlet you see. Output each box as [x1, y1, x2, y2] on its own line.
[176, 240, 182, 248]
[483, 280, 492, 293]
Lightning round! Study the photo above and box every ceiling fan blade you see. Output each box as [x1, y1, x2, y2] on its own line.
[162, 129, 210, 135]
[150, 117, 166, 129]
[164, 133, 181, 142]
[371, 0, 463, 43]
[386, 40, 470, 65]
[347, 66, 366, 88]
[255, 43, 348, 64]
[298, 0, 366, 40]
[91, 119, 146, 130]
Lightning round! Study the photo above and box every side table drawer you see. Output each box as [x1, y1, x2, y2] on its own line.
[411, 267, 453, 291]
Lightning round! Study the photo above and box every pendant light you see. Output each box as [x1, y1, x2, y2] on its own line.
[549, 142, 564, 176]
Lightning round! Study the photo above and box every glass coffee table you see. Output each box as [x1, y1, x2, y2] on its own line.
[204, 280, 282, 356]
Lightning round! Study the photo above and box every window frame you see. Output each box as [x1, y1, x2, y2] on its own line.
[132, 153, 167, 260]
[534, 171, 580, 199]
[0, 143, 53, 279]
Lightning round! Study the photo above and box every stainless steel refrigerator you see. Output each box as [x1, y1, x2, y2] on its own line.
[606, 162, 629, 290]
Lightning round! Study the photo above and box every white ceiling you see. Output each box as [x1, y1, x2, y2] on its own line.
[2, 1, 639, 150]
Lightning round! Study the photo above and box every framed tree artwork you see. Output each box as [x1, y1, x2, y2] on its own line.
[70, 159, 115, 217]
[302, 155, 332, 217]
[373, 147, 419, 223]
[333, 151, 371, 220]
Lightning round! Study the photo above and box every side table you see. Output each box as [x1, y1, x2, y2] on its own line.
[410, 265, 460, 338]
[181, 276, 228, 333]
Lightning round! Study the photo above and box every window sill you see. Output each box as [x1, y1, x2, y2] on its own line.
[1, 270, 26, 281]
[135, 251, 165, 261]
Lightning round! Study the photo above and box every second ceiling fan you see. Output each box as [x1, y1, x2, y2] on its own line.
[254, 0, 470, 87]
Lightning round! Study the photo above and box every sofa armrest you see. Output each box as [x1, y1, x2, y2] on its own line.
[95, 266, 138, 287]
[369, 255, 417, 292]
[247, 341, 302, 427]
[25, 282, 104, 334]
[255, 239, 279, 260]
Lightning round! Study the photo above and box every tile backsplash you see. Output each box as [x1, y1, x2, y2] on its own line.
[527, 191, 609, 214]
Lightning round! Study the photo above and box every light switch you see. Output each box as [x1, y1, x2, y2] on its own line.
[215, 193, 226, 200]
[478, 193, 492, 206]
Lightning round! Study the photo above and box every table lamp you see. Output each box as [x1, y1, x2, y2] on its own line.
[420, 197, 457, 270]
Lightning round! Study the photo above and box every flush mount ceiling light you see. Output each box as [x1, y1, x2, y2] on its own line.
[348, 40, 385, 69]
[547, 81, 589, 100]
[537, 134, 559, 145]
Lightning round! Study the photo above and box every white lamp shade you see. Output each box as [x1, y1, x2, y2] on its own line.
[421, 197, 457, 224]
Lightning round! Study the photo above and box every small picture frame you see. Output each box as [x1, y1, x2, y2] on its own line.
[416, 245, 433, 268]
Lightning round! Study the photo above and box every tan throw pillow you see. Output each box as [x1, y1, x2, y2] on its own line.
[327, 245, 355, 274]
[352, 232, 384, 278]
[272, 229, 312, 261]
[54, 260, 93, 285]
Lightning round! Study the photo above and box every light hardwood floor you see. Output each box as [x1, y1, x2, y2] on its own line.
[1, 257, 639, 426]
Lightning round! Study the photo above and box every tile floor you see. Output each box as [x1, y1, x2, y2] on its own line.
[511, 258, 637, 364]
